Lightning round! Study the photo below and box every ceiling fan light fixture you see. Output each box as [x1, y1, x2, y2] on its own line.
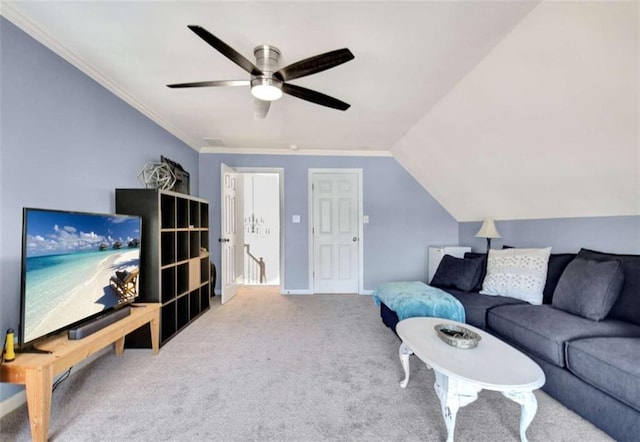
[251, 78, 283, 101]
[170, 27, 354, 116]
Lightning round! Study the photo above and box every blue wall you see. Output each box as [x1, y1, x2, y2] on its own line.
[459, 216, 640, 254]
[199, 154, 460, 292]
[0, 18, 198, 401]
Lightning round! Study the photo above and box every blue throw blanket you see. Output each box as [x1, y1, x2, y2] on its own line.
[372, 281, 465, 323]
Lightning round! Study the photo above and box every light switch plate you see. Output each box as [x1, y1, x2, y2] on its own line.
[363, 215, 369, 224]
[292, 215, 301, 223]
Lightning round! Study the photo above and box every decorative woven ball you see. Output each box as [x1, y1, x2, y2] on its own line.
[138, 162, 176, 190]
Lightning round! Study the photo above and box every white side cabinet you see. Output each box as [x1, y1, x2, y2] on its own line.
[428, 246, 472, 283]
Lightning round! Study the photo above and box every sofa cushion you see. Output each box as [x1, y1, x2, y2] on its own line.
[566, 337, 640, 412]
[577, 249, 640, 325]
[431, 255, 485, 292]
[552, 257, 624, 321]
[480, 247, 551, 305]
[443, 288, 524, 329]
[487, 304, 640, 367]
[542, 253, 575, 304]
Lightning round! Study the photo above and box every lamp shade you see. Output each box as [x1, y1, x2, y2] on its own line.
[475, 218, 502, 239]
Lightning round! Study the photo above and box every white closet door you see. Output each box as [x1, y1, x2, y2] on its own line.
[312, 172, 359, 293]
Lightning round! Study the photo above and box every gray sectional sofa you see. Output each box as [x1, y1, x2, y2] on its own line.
[379, 248, 640, 441]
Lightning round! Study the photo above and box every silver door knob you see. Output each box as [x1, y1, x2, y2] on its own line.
[352, 237, 358, 242]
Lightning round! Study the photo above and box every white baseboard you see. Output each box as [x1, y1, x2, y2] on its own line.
[281, 289, 313, 295]
[0, 345, 112, 419]
[0, 389, 26, 418]
[281, 290, 373, 295]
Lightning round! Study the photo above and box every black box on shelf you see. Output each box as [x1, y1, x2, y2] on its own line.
[161, 156, 190, 195]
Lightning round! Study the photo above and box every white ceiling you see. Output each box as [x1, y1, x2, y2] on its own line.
[3, 1, 639, 221]
[3, 0, 537, 153]
[392, 1, 639, 221]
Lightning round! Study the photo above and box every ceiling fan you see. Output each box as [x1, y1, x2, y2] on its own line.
[167, 25, 355, 119]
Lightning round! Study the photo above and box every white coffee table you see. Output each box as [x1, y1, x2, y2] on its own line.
[396, 317, 545, 442]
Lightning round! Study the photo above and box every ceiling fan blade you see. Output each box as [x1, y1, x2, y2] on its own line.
[167, 80, 250, 89]
[282, 84, 350, 111]
[274, 48, 354, 82]
[253, 99, 271, 119]
[187, 25, 263, 76]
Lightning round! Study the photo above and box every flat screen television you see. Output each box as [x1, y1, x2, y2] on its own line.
[19, 207, 142, 348]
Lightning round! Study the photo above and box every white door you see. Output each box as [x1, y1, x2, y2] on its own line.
[312, 171, 360, 293]
[221, 163, 239, 304]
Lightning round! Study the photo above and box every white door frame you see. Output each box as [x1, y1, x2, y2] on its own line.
[235, 167, 285, 292]
[308, 168, 364, 294]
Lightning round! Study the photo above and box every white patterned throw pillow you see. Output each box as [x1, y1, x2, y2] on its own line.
[480, 247, 552, 304]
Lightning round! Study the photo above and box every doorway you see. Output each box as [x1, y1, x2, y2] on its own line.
[220, 166, 283, 304]
[241, 172, 281, 286]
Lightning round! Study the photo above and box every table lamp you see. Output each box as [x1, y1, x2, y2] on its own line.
[475, 218, 501, 252]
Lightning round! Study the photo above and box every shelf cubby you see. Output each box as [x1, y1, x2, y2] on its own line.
[200, 284, 210, 305]
[161, 194, 176, 229]
[200, 231, 209, 252]
[177, 295, 189, 330]
[189, 290, 200, 318]
[200, 204, 209, 229]
[200, 257, 209, 284]
[177, 198, 189, 228]
[177, 231, 189, 262]
[161, 303, 176, 342]
[161, 267, 176, 303]
[161, 232, 175, 266]
[190, 200, 200, 228]
[176, 262, 189, 296]
[190, 231, 200, 259]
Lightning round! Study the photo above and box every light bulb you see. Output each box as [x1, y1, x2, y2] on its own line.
[251, 84, 283, 101]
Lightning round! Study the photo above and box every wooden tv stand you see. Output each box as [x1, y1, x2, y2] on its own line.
[0, 303, 160, 442]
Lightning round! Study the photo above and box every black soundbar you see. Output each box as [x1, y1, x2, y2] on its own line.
[68, 306, 132, 340]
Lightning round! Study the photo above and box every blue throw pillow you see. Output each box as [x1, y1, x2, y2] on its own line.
[577, 248, 640, 325]
[431, 255, 484, 292]
[552, 257, 624, 321]
[544, 253, 576, 304]
[464, 252, 487, 291]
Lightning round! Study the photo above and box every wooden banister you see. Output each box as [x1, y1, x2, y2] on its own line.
[244, 244, 266, 284]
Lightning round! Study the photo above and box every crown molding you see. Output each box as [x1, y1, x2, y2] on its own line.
[1, 5, 393, 159]
[199, 146, 393, 157]
[1, 3, 200, 152]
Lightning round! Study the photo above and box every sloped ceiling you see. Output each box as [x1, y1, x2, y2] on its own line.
[392, 1, 639, 221]
[2, 1, 638, 222]
[1, 1, 538, 153]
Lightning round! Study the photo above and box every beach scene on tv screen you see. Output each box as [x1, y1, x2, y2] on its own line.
[23, 210, 141, 343]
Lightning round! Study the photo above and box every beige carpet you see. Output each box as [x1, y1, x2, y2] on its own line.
[1, 287, 612, 441]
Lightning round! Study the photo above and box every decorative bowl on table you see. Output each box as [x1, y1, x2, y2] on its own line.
[434, 323, 481, 349]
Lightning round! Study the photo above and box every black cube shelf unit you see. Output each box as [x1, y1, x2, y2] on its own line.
[115, 189, 211, 347]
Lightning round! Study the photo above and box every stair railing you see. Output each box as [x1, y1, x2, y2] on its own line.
[244, 243, 266, 284]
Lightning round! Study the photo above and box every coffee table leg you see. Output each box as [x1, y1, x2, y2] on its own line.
[399, 342, 413, 388]
[434, 371, 480, 442]
[503, 390, 537, 442]
[435, 371, 458, 442]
